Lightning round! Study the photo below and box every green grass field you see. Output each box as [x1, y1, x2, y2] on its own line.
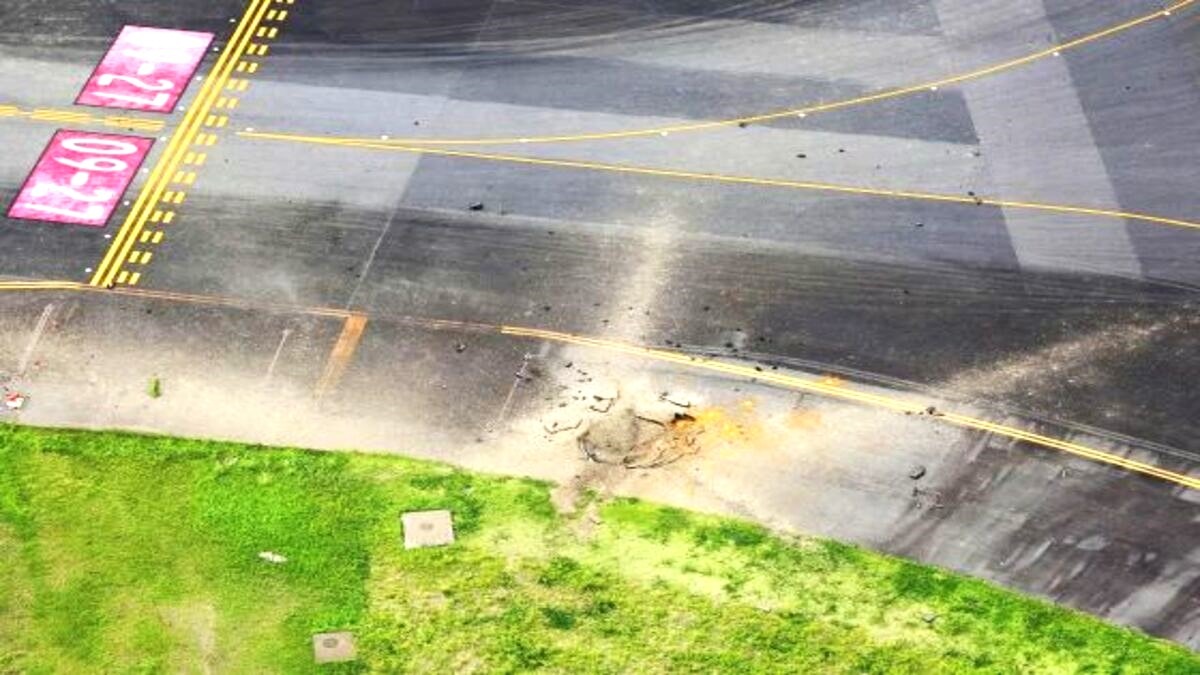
[0, 424, 1195, 673]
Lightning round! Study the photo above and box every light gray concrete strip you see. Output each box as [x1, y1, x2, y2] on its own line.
[933, 0, 1142, 278]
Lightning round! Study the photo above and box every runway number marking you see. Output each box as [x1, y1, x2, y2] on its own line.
[7, 130, 153, 227]
[90, 0, 295, 287]
[77, 26, 214, 113]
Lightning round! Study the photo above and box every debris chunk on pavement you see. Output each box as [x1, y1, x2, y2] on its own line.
[659, 392, 692, 408]
[589, 397, 615, 413]
[4, 392, 27, 411]
[544, 419, 582, 434]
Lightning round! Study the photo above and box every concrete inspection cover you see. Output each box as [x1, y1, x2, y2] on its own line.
[312, 631, 356, 663]
[401, 510, 455, 549]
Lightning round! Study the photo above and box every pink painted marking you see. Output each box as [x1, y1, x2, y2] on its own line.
[7, 130, 153, 228]
[76, 25, 214, 113]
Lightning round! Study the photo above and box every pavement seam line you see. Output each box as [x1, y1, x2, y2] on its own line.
[238, 133, 1200, 232]
[0, 279, 1194, 490]
[89, 0, 272, 288]
[271, 0, 1194, 147]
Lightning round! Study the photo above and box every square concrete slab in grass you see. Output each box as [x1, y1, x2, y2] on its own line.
[312, 632, 356, 664]
[402, 510, 455, 549]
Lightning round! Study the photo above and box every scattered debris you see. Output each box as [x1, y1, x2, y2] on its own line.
[312, 632, 357, 664]
[258, 551, 287, 564]
[454, 342, 467, 353]
[796, 153, 807, 159]
[659, 392, 692, 408]
[909, 464, 927, 480]
[401, 510, 456, 549]
[737, 121, 749, 128]
[544, 419, 582, 435]
[922, 612, 938, 624]
[911, 486, 945, 509]
[589, 397, 615, 413]
[924, 406, 942, 417]
[4, 392, 27, 411]
[147, 377, 162, 399]
[468, 202, 485, 211]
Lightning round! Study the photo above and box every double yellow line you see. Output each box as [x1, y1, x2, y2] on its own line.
[0, 103, 163, 132]
[502, 326, 1200, 491]
[89, 0, 274, 288]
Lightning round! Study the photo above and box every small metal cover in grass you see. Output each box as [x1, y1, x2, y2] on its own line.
[312, 631, 356, 663]
[401, 510, 455, 549]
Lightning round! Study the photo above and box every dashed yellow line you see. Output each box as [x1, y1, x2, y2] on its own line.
[0, 103, 163, 132]
[327, 1, 1194, 147]
[89, 0, 291, 288]
[238, 131, 1200, 232]
[89, 0, 271, 287]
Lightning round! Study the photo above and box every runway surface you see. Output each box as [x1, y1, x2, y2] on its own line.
[1, 0, 1198, 647]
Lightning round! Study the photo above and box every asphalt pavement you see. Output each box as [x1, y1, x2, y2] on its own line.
[2, 0, 1199, 648]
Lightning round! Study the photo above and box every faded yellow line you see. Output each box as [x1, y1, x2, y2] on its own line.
[0, 279, 1195, 490]
[297, 1, 1194, 146]
[0, 103, 164, 132]
[89, 0, 272, 288]
[0, 278, 352, 317]
[239, 132, 1200, 232]
[0, 280, 87, 292]
[314, 313, 368, 396]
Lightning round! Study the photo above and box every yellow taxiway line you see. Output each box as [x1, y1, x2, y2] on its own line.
[0, 279, 1195, 491]
[238, 131, 1200, 232]
[89, 0, 274, 288]
[287, 0, 1195, 147]
[503, 326, 1200, 490]
[0, 104, 163, 132]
